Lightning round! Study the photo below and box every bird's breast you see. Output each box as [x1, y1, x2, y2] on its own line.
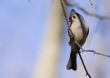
[71, 22, 84, 44]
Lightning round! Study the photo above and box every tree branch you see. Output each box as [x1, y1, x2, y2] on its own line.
[82, 50, 110, 58]
[60, 0, 69, 26]
[78, 52, 91, 78]
[74, 41, 110, 58]
[75, 41, 110, 58]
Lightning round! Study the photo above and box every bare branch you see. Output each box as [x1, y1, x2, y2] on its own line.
[74, 41, 110, 58]
[82, 50, 110, 58]
[60, 0, 69, 26]
[63, 0, 110, 20]
[75, 41, 110, 58]
[78, 52, 91, 78]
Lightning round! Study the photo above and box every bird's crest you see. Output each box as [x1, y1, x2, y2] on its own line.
[70, 9, 75, 17]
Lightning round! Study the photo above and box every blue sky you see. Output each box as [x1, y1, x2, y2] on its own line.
[0, 0, 49, 78]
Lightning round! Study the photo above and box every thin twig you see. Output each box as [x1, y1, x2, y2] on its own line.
[82, 50, 110, 58]
[75, 41, 110, 58]
[60, 0, 69, 26]
[75, 41, 84, 50]
[78, 52, 91, 78]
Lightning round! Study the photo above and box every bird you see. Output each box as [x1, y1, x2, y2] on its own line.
[67, 9, 89, 71]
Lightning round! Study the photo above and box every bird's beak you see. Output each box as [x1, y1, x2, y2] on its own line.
[69, 17, 72, 22]
[69, 17, 74, 23]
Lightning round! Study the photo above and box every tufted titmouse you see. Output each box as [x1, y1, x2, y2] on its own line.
[67, 9, 89, 70]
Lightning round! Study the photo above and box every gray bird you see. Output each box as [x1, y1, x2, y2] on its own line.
[67, 9, 89, 70]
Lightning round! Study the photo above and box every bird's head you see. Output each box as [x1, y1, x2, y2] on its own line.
[69, 9, 77, 23]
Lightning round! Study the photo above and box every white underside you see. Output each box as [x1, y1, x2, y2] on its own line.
[71, 21, 83, 42]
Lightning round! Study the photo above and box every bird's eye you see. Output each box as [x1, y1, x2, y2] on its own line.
[73, 16, 76, 18]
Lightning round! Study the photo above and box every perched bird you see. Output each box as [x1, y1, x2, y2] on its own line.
[67, 9, 89, 71]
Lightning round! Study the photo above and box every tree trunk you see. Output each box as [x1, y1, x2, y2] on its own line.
[33, 0, 64, 78]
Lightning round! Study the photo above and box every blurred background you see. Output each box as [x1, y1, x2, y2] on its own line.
[0, 0, 110, 78]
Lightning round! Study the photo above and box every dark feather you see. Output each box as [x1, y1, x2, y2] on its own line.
[67, 49, 77, 70]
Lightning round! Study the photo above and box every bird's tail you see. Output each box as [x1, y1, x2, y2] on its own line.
[67, 49, 77, 71]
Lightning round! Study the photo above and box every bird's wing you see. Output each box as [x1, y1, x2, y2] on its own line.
[76, 13, 89, 37]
